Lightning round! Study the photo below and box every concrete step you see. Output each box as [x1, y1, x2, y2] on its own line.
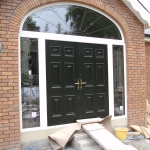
[72, 132, 90, 141]
[70, 131, 104, 150]
[82, 145, 104, 150]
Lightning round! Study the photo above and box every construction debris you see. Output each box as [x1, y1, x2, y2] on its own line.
[130, 125, 143, 134]
[146, 99, 150, 115]
[129, 100, 150, 140]
[127, 132, 140, 136]
[82, 123, 136, 150]
[48, 116, 138, 150]
[140, 126, 150, 138]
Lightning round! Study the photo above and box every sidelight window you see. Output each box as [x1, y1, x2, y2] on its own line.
[20, 37, 40, 128]
[113, 45, 125, 116]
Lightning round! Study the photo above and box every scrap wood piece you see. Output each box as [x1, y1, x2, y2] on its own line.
[82, 123, 137, 150]
[48, 116, 112, 150]
[97, 126, 137, 150]
[77, 115, 113, 134]
[147, 124, 150, 129]
[127, 132, 140, 136]
[125, 145, 137, 150]
[146, 115, 150, 124]
[130, 125, 143, 134]
[48, 123, 82, 150]
[82, 123, 118, 150]
[100, 115, 113, 134]
[76, 117, 102, 124]
[140, 126, 150, 138]
[146, 99, 150, 114]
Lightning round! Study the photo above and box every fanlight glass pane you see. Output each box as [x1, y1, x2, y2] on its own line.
[113, 45, 125, 116]
[23, 5, 122, 40]
[21, 37, 40, 128]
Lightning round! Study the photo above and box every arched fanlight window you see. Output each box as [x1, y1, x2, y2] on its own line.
[23, 5, 122, 40]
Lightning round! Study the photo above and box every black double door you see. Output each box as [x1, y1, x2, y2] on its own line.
[46, 40, 109, 126]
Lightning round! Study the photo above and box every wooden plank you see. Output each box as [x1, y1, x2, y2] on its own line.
[82, 123, 137, 150]
[146, 115, 150, 124]
[127, 132, 140, 136]
[90, 130, 118, 150]
[82, 123, 104, 131]
[76, 118, 102, 124]
[140, 126, 150, 138]
[130, 125, 142, 134]
[125, 145, 137, 150]
[97, 128, 126, 149]
[146, 99, 150, 114]
[147, 124, 150, 129]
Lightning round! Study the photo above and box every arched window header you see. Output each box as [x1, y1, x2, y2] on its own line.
[23, 5, 122, 40]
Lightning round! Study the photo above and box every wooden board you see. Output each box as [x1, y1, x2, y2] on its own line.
[76, 118, 102, 124]
[130, 125, 142, 134]
[125, 145, 137, 150]
[146, 115, 150, 124]
[147, 124, 150, 129]
[82, 123, 137, 150]
[127, 132, 140, 136]
[140, 126, 150, 138]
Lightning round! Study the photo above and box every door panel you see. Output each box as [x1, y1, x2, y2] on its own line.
[46, 40, 108, 126]
[96, 63, 105, 86]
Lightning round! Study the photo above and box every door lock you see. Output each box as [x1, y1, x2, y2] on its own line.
[75, 79, 86, 90]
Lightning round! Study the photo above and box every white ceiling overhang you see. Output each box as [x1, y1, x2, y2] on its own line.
[122, 0, 150, 29]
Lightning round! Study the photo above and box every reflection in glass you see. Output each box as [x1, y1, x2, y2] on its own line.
[21, 37, 40, 128]
[113, 45, 125, 116]
[23, 5, 122, 40]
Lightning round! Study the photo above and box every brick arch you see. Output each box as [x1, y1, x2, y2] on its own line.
[9, 0, 132, 42]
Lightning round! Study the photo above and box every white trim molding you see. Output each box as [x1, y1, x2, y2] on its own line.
[145, 37, 150, 42]
[122, 0, 150, 29]
[19, 2, 127, 132]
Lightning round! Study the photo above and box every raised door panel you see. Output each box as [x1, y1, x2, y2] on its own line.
[84, 94, 95, 114]
[84, 63, 94, 87]
[50, 62, 61, 88]
[51, 96, 62, 117]
[65, 63, 75, 88]
[96, 63, 105, 86]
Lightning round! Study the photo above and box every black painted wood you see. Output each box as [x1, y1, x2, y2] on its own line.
[46, 40, 109, 126]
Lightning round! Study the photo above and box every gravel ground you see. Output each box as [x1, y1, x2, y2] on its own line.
[124, 137, 150, 150]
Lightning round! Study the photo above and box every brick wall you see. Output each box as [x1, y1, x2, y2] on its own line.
[0, 0, 146, 149]
[146, 42, 150, 101]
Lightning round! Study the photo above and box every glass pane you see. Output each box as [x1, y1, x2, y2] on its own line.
[22, 5, 122, 40]
[21, 37, 40, 128]
[113, 45, 125, 116]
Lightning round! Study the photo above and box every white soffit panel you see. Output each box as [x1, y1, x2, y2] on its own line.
[122, 0, 150, 28]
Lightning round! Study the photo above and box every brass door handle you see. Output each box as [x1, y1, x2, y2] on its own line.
[75, 79, 80, 90]
[80, 82, 86, 85]
[75, 79, 86, 90]
[79, 79, 86, 90]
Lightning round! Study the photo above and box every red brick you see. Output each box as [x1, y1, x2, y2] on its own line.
[4, 137, 14, 142]
[0, 0, 148, 149]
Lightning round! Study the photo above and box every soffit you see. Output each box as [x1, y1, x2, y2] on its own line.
[122, 0, 150, 29]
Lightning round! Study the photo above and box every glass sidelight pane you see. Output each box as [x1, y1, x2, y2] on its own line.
[113, 45, 125, 116]
[21, 37, 40, 128]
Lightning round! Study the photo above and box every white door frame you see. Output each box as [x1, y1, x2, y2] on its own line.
[19, 2, 127, 132]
